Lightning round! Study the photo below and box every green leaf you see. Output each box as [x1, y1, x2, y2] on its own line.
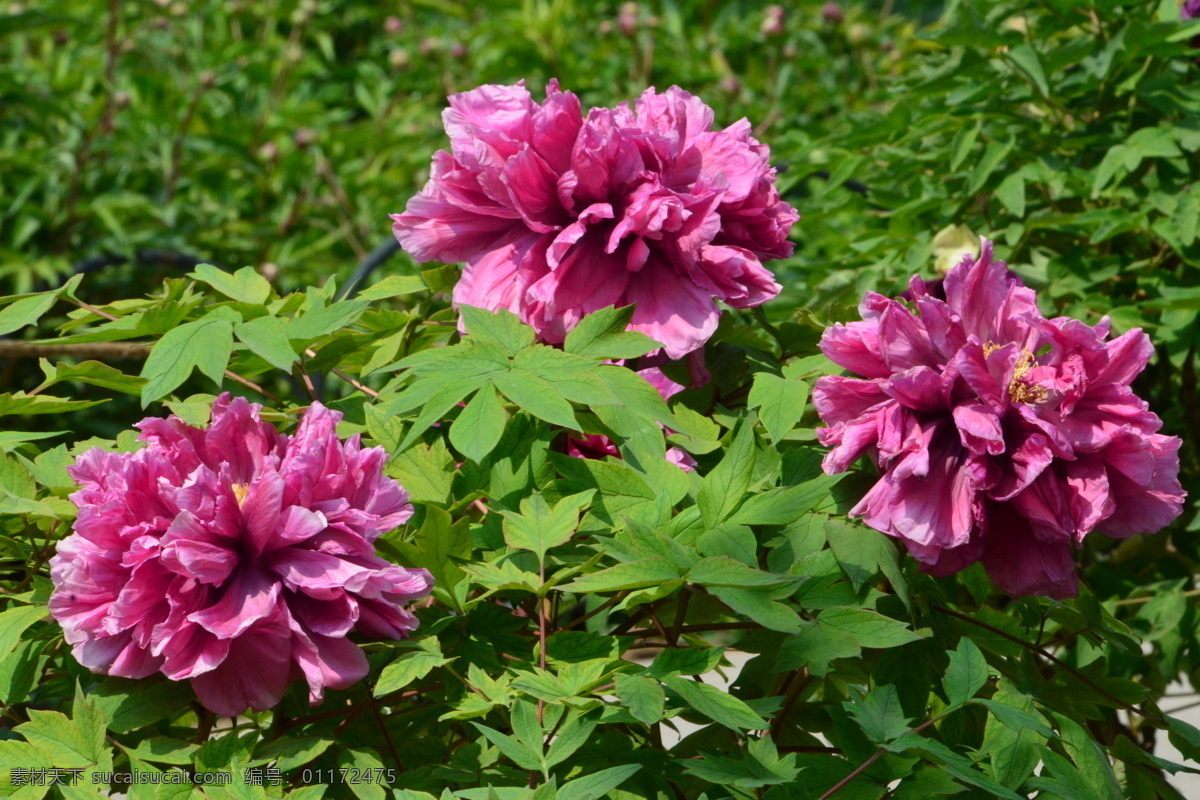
[748, 371, 808, 444]
[615, 674, 665, 726]
[0, 292, 59, 337]
[662, 675, 767, 730]
[648, 647, 725, 678]
[251, 736, 331, 773]
[688, 556, 796, 588]
[457, 305, 535, 355]
[501, 490, 595, 565]
[375, 643, 448, 697]
[943, 637, 988, 707]
[710, 586, 802, 633]
[846, 684, 912, 744]
[563, 305, 661, 359]
[0, 604, 47, 656]
[337, 749, 387, 800]
[494, 369, 580, 430]
[681, 737, 800, 788]
[817, 606, 924, 649]
[470, 723, 543, 772]
[449, 385, 507, 463]
[729, 473, 844, 526]
[140, 314, 235, 405]
[557, 765, 642, 800]
[967, 138, 1014, 194]
[825, 517, 910, 610]
[558, 557, 684, 593]
[544, 712, 597, 768]
[355, 275, 426, 301]
[1055, 713, 1123, 800]
[234, 316, 298, 371]
[91, 678, 194, 733]
[995, 172, 1026, 218]
[398, 378, 484, 451]
[1007, 44, 1049, 97]
[124, 737, 199, 766]
[0, 430, 66, 450]
[697, 421, 757, 528]
[189, 264, 271, 305]
[285, 299, 369, 342]
[777, 621, 861, 677]
[0, 393, 104, 417]
[36, 360, 145, 395]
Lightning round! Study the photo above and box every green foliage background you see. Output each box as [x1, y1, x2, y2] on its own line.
[1, 1, 1200, 798]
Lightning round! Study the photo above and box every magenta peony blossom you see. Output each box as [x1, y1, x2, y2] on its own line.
[392, 80, 796, 360]
[49, 394, 433, 717]
[813, 240, 1185, 598]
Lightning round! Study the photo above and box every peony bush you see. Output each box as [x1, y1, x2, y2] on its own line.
[2, 2, 1200, 800]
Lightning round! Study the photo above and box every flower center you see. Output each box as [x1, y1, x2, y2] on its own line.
[231, 483, 250, 506]
[983, 343, 1048, 404]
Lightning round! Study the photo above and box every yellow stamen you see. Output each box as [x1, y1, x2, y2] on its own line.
[232, 483, 250, 506]
[982, 341, 1047, 404]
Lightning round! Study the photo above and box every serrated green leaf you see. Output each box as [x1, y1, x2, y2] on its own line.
[189, 264, 271, 305]
[817, 606, 923, 649]
[748, 371, 808, 444]
[563, 305, 660, 359]
[140, 315, 235, 405]
[662, 675, 767, 730]
[494, 369, 580, 430]
[234, 316, 298, 371]
[614, 674, 664, 726]
[449, 385, 507, 463]
[943, 638, 988, 707]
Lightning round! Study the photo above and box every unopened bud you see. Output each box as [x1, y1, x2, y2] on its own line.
[618, 2, 639, 36]
[760, 4, 785, 37]
[821, 2, 843, 25]
[384, 15, 403, 34]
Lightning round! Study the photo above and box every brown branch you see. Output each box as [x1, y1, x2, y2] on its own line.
[0, 341, 152, 360]
[819, 712, 950, 800]
[621, 622, 759, 638]
[366, 690, 404, 773]
[769, 669, 811, 738]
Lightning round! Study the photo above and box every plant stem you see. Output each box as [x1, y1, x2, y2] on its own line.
[819, 712, 950, 800]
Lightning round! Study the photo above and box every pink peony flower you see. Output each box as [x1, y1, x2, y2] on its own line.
[391, 80, 796, 360]
[565, 366, 697, 470]
[813, 240, 1185, 598]
[49, 394, 433, 717]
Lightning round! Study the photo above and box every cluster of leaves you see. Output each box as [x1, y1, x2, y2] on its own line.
[1, 253, 1199, 799]
[0, 0, 914, 300]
